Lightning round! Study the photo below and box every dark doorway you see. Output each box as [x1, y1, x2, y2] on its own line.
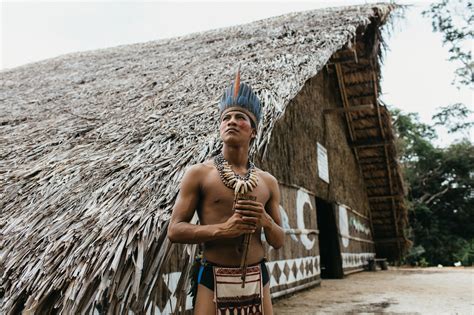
[316, 198, 343, 279]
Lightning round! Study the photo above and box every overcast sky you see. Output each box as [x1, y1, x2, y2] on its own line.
[1, 0, 472, 146]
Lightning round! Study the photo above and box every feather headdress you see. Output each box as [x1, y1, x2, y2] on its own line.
[219, 66, 261, 127]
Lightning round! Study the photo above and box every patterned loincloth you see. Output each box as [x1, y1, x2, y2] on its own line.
[213, 264, 264, 315]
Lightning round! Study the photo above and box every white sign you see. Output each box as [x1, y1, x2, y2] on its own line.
[317, 142, 329, 183]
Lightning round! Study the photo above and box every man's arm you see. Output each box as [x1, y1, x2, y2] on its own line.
[167, 164, 256, 244]
[261, 174, 284, 249]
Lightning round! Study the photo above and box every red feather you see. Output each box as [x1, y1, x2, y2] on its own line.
[233, 65, 241, 100]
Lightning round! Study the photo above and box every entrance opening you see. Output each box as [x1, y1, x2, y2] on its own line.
[316, 198, 343, 279]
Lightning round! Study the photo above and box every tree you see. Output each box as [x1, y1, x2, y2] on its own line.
[432, 103, 474, 134]
[423, 0, 473, 88]
[391, 107, 474, 266]
[389, 1, 474, 266]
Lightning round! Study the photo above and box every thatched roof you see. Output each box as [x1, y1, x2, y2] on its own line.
[1, 3, 401, 313]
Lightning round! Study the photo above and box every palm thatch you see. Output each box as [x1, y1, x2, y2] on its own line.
[1, 3, 402, 314]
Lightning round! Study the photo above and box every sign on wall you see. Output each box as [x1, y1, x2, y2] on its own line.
[317, 142, 329, 183]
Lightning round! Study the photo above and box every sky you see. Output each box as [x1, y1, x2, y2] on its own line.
[1, 0, 472, 146]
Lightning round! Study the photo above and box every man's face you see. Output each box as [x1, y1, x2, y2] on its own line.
[219, 110, 256, 146]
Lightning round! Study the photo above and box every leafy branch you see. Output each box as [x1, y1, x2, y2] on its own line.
[422, 0, 473, 88]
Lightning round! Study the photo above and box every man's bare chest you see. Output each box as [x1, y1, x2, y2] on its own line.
[198, 169, 270, 223]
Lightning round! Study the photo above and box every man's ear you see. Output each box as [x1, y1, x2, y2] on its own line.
[251, 129, 257, 139]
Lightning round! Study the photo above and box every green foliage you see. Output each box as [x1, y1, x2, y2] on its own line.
[391, 109, 437, 163]
[418, 257, 430, 267]
[422, 0, 473, 88]
[392, 107, 474, 266]
[453, 238, 474, 265]
[432, 103, 474, 134]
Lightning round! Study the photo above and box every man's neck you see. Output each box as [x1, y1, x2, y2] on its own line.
[222, 144, 250, 172]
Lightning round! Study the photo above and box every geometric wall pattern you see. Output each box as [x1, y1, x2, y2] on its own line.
[267, 256, 320, 289]
[341, 252, 375, 269]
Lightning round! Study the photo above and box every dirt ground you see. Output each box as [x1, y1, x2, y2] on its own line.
[273, 267, 473, 314]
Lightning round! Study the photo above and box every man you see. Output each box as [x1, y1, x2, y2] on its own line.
[168, 68, 284, 315]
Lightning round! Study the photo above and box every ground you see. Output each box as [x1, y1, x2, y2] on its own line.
[273, 267, 473, 314]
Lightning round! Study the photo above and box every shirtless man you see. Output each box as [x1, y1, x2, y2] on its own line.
[167, 70, 284, 314]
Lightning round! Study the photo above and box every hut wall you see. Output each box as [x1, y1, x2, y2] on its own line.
[335, 203, 375, 273]
[266, 184, 320, 297]
[259, 69, 370, 215]
[259, 68, 376, 275]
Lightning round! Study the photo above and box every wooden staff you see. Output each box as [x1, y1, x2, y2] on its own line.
[235, 193, 256, 288]
[240, 233, 252, 288]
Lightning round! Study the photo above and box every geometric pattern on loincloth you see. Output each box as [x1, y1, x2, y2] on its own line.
[214, 265, 263, 315]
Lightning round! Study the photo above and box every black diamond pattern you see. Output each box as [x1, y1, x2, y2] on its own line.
[283, 263, 291, 281]
[273, 263, 282, 284]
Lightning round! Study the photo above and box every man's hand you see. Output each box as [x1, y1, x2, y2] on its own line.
[234, 200, 274, 230]
[219, 212, 257, 238]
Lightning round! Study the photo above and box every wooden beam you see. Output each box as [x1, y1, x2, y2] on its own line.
[328, 58, 356, 65]
[335, 63, 356, 143]
[323, 104, 374, 115]
[344, 205, 370, 221]
[348, 93, 375, 100]
[345, 80, 374, 87]
[372, 73, 385, 140]
[371, 69, 402, 260]
[343, 68, 372, 75]
[328, 58, 371, 65]
[350, 140, 390, 148]
[329, 49, 367, 65]
[339, 233, 375, 244]
[353, 126, 380, 131]
[352, 115, 378, 121]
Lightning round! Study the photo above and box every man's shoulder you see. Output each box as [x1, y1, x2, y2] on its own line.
[256, 168, 278, 186]
[185, 160, 215, 175]
[180, 161, 215, 189]
[256, 169, 279, 200]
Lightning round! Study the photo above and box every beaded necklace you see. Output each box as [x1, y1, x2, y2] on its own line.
[214, 152, 258, 194]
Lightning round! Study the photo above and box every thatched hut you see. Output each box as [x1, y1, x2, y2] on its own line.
[1, 3, 408, 314]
